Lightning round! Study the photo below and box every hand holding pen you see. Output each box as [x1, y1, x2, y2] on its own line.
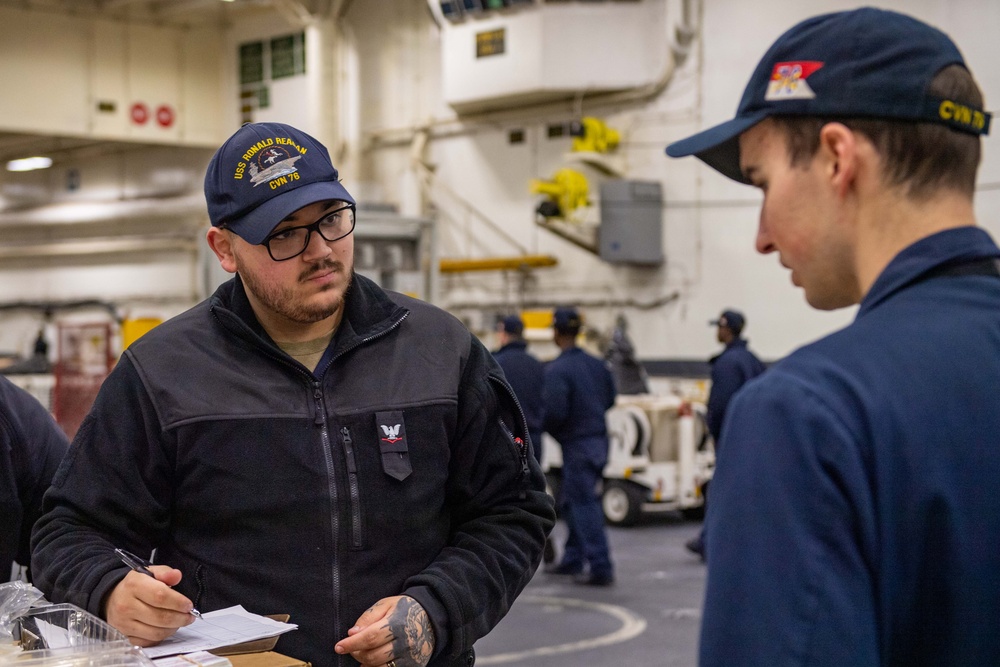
[115, 549, 202, 617]
[106, 547, 200, 647]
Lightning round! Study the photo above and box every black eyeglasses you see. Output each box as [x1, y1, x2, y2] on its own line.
[262, 203, 356, 261]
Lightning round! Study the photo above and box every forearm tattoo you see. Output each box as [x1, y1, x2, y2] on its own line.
[389, 597, 434, 666]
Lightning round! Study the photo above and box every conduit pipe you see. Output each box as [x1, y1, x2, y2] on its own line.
[444, 291, 681, 313]
[0, 238, 199, 261]
[0, 194, 206, 226]
[0, 299, 121, 321]
[368, 0, 699, 148]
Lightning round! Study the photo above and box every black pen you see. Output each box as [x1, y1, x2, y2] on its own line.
[114, 548, 202, 618]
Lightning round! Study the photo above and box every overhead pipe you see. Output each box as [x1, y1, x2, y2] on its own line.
[0, 194, 206, 226]
[0, 299, 122, 322]
[444, 291, 681, 313]
[370, 0, 700, 148]
[0, 238, 199, 261]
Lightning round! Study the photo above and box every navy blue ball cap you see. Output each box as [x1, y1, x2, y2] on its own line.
[710, 309, 745, 335]
[205, 122, 356, 245]
[500, 314, 524, 335]
[666, 7, 991, 183]
[553, 307, 582, 333]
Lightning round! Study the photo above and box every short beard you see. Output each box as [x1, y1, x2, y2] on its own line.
[239, 256, 352, 325]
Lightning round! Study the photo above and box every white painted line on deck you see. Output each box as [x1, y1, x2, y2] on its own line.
[476, 595, 647, 664]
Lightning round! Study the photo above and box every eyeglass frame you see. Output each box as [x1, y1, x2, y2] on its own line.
[259, 202, 357, 262]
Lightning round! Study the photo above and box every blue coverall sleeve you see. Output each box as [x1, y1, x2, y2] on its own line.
[706, 356, 742, 442]
[699, 371, 878, 666]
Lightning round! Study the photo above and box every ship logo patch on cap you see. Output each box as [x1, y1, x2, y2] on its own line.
[765, 61, 824, 101]
[231, 135, 309, 190]
[248, 147, 302, 188]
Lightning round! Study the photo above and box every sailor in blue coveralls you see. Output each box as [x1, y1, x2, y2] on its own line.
[492, 314, 545, 465]
[667, 8, 1000, 666]
[542, 307, 617, 586]
[704, 310, 766, 448]
[686, 309, 765, 560]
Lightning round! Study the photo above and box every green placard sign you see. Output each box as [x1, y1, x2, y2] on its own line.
[271, 32, 305, 79]
[239, 42, 264, 85]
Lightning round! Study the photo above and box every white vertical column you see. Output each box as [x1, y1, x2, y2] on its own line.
[304, 17, 339, 157]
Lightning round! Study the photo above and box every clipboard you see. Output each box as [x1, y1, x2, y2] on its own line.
[210, 615, 290, 656]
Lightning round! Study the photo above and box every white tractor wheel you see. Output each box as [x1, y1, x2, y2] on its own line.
[602, 480, 643, 526]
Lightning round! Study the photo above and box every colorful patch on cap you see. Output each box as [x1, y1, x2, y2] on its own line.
[765, 61, 824, 101]
[232, 137, 309, 192]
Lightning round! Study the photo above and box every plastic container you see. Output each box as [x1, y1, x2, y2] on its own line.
[12, 604, 130, 652]
[2, 604, 153, 667]
[3, 646, 153, 667]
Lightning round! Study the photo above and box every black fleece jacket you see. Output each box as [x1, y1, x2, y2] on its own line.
[31, 274, 554, 667]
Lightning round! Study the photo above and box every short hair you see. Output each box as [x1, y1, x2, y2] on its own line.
[770, 65, 983, 199]
[553, 307, 582, 337]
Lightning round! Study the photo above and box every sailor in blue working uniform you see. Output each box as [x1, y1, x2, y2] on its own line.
[542, 307, 617, 586]
[494, 314, 557, 565]
[493, 314, 545, 464]
[668, 8, 1000, 665]
[704, 309, 766, 448]
[687, 309, 765, 560]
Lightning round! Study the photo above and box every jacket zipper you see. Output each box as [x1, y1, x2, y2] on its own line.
[313, 380, 341, 659]
[213, 304, 409, 663]
[327, 311, 409, 366]
[340, 426, 363, 549]
[194, 564, 206, 611]
[489, 376, 531, 481]
[497, 417, 530, 480]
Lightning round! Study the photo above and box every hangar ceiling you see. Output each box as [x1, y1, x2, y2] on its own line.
[0, 0, 346, 172]
[0, 0, 341, 27]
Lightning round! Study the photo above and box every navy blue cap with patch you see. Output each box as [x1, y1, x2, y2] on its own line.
[666, 7, 991, 183]
[709, 309, 745, 336]
[205, 122, 356, 245]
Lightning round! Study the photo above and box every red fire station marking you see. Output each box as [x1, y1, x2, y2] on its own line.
[130, 102, 149, 125]
[156, 105, 175, 128]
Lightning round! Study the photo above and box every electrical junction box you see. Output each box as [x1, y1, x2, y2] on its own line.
[440, 1, 667, 113]
[598, 180, 664, 266]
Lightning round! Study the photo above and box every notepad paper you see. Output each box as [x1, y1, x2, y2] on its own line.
[142, 606, 297, 659]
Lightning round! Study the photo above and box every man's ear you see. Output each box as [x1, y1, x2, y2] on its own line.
[817, 122, 859, 198]
[206, 227, 238, 274]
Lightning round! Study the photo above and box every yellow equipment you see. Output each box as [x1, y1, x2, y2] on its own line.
[122, 318, 162, 349]
[571, 117, 621, 154]
[529, 168, 590, 218]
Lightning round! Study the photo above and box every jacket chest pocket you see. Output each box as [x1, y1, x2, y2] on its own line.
[340, 410, 450, 553]
[375, 410, 412, 481]
[338, 412, 412, 551]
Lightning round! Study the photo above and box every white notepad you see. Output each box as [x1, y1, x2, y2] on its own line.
[142, 605, 297, 659]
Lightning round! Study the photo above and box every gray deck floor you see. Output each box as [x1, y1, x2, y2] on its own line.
[475, 513, 707, 667]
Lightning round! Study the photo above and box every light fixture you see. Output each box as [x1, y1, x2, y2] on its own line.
[6, 157, 53, 172]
